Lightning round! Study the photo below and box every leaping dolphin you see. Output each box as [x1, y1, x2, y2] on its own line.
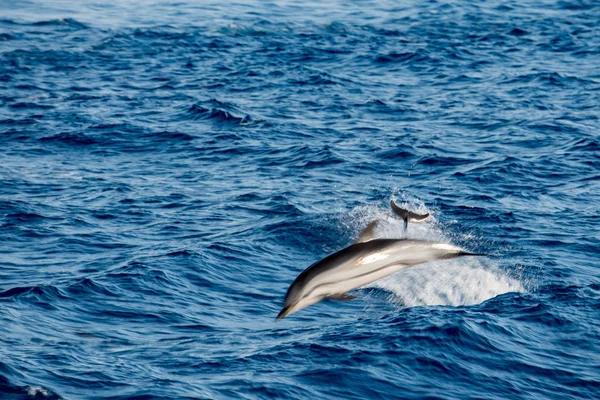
[277, 202, 482, 319]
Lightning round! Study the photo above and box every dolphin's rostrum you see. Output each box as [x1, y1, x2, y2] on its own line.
[277, 203, 482, 319]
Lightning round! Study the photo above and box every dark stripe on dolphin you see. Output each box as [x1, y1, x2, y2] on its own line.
[293, 247, 485, 305]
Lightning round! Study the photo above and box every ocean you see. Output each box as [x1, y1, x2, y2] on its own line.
[0, 0, 599, 399]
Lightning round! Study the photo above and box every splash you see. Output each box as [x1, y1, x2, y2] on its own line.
[345, 199, 525, 307]
[375, 258, 524, 307]
[26, 386, 52, 397]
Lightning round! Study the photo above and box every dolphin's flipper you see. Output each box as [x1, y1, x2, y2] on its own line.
[355, 220, 379, 243]
[390, 200, 430, 223]
[327, 293, 357, 301]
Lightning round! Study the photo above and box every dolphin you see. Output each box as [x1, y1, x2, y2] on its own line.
[277, 203, 482, 320]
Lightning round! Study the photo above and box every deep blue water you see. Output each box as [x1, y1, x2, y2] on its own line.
[1, 0, 599, 398]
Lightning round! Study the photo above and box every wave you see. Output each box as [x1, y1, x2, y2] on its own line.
[32, 18, 88, 30]
[0, 373, 62, 400]
[374, 50, 426, 64]
[500, 71, 592, 87]
[0, 18, 87, 30]
[9, 102, 54, 110]
[182, 100, 258, 125]
[39, 133, 99, 146]
[0, 284, 68, 302]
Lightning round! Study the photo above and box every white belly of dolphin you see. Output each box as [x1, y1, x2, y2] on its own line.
[311, 262, 409, 298]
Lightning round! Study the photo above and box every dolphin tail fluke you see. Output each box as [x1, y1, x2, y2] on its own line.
[390, 200, 409, 227]
[390, 200, 430, 225]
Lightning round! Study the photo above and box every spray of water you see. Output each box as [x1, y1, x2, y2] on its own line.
[343, 199, 524, 307]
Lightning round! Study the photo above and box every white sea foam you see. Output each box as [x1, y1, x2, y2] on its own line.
[375, 258, 524, 307]
[26, 386, 50, 397]
[346, 199, 525, 307]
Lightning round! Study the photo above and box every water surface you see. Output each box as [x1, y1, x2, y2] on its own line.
[0, 0, 599, 399]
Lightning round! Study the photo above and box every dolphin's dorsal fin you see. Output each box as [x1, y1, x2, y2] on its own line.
[390, 200, 430, 224]
[355, 220, 379, 243]
[327, 293, 357, 301]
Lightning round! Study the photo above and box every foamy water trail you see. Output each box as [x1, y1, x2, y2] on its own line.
[345, 199, 525, 307]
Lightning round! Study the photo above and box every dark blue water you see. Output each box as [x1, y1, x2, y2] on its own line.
[1, 0, 599, 398]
